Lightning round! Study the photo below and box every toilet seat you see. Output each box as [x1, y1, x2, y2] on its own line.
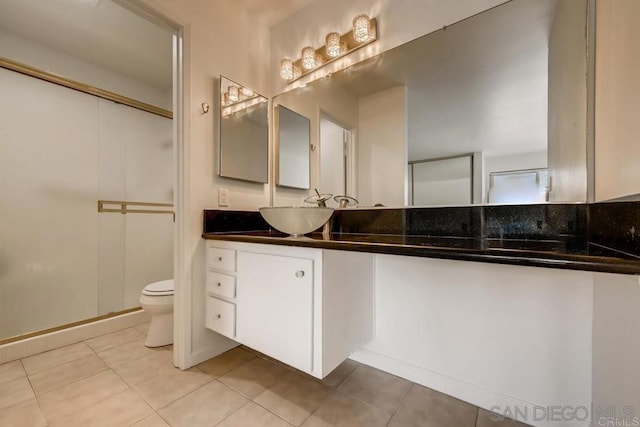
[142, 279, 174, 296]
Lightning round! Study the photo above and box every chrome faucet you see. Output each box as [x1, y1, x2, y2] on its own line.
[304, 189, 332, 207]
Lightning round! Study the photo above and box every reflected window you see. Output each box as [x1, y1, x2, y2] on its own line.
[488, 169, 549, 204]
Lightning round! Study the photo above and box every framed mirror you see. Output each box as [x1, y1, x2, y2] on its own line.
[272, 0, 589, 207]
[219, 75, 268, 183]
[275, 104, 311, 189]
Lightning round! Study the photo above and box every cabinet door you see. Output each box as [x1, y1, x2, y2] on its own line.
[236, 251, 313, 372]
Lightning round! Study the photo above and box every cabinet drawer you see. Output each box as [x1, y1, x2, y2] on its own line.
[206, 271, 235, 299]
[205, 297, 235, 338]
[208, 247, 236, 272]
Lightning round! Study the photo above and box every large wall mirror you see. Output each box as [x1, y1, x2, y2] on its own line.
[219, 75, 269, 183]
[272, 0, 589, 207]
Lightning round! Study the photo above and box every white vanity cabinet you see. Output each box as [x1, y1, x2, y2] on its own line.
[205, 240, 374, 379]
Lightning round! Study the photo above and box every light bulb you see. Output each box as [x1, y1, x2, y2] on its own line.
[280, 59, 293, 80]
[353, 14, 372, 42]
[302, 46, 317, 70]
[227, 86, 239, 102]
[326, 32, 341, 57]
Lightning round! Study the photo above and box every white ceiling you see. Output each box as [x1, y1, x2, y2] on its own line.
[0, 0, 313, 90]
[319, 0, 559, 160]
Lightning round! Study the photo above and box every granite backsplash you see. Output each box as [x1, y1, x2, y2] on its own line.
[203, 202, 640, 259]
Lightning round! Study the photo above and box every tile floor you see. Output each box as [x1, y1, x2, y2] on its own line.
[0, 324, 528, 426]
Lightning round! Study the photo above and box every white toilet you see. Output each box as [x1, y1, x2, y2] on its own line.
[139, 279, 174, 347]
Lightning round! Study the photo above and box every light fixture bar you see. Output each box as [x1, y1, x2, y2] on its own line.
[282, 17, 377, 83]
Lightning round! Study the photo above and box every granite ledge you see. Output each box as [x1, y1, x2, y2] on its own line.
[202, 231, 640, 276]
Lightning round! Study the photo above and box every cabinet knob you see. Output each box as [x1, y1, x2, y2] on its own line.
[295, 270, 305, 278]
[217, 256, 223, 261]
[217, 314, 221, 319]
[217, 282, 221, 287]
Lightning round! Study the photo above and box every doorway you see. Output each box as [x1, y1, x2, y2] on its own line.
[0, 0, 182, 344]
[319, 115, 355, 202]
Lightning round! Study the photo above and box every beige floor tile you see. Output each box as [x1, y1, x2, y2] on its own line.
[49, 389, 153, 427]
[0, 398, 46, 427]
[301, 392, 391, 427]
[134, 367, 212, 410]
[112, 350, 175, 387]
[476, 408, 530, 427]
[337, 365, 411, 415]
[85, 327, 144, 353]
[387, 418, 415, 427]
[218, 401, 294, 427]
[392, 384, 477, 427]
[219, 357, 289, 398]
[97, 337, 166, 368]
[158, 380, 247, 426]
[135, 322, 151, 335]
[37, 370, 128, 421]
[29, 354, 108, 395]
[21, 342, 93, 375]
[197, 346, 256, 377]
[132, 412, 171, 427]
[0, 360, 25, 384]
[0, 376, 35, 411]
[321, 359, 360, 389]
[255, 371, 333, 426]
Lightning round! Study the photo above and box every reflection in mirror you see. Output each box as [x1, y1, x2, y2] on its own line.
[410, 155, 473, 206]
[272, 0, 589, 207]
[219, 75, 268, 183]
[275, 105, 311, 189]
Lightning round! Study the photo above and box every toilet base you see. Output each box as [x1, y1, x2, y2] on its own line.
[145, 312, 173, 347]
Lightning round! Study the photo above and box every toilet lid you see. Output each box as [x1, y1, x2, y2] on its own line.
[142, 279, 174, 296]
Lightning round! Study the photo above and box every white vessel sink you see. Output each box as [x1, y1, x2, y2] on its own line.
[259, 207, 334, 237]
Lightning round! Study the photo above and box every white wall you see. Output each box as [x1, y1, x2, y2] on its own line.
[270, 0, 509, 94]
[594, 0, 640, 201]
[358, 86, 407, 207]
[0, 27, 171, 110]
[547, 0, 588, 203]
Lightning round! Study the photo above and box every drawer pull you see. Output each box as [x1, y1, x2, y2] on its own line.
[217, 314, 221, 319]
[217, 256, 223, 261]
[217, 282, 221, 287]
[295, 270, 305, 278]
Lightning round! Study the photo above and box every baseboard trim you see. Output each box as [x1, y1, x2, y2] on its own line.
[350, 348, 590, 427]
[0, 310, 150, 363]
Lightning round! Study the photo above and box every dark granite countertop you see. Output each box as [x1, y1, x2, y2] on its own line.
[202, 231, 640, 275]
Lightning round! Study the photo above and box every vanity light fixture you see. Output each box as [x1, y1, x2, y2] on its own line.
[279, 14, 378, 83]
[220, 77, 266, 118]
